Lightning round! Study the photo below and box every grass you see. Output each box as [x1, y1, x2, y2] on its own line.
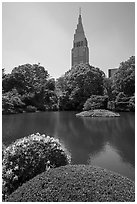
[7, 165, 134, 202]
[76, 109, 120, 117]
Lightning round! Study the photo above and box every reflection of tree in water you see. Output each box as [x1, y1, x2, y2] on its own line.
[53, 112, 106, 164]
[3, 112, 135, 168]
[81, 113, 135, 167]
[108, 113, 135, 167]
[3, 115, 24, 146]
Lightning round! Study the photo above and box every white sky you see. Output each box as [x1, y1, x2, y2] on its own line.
[2, 2, 135, 78]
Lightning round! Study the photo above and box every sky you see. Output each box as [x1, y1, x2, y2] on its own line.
[2, 2, 135, 78]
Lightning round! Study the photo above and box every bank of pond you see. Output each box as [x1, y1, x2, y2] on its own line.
[2, 94, 135, 115]
[76, 109, 120, 117]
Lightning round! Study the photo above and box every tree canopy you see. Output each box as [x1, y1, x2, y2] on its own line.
[3, 64, 49, 94]
[56, 63, 105, 110]
[2, 64, 58, 114]
[112, 56, 135, 97]
[2, 56, 135, 113]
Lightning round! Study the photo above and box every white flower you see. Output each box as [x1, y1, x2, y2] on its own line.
[46, 136, 50, 140]
[13, 175, 18, 181]
[14, 166, 19, 170]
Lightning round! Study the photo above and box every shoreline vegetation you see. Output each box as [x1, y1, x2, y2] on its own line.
[76, 109, 120, 117]
[2, 56, 135, 115]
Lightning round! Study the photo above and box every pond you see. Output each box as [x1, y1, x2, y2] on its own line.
[2, 111, 135, 181]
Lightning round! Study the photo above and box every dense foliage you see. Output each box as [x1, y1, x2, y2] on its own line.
[128, 96, 135, 112]
[2, 133, 71, 199]
[112, 56, 135, 97]
[2, 64, 58, 114]
[106, 56, 135, 111]
[2, 89, 25, 114]
[56, 63, 105, 110]
[83, 95, 108, 111]
[7, 165, 135, 202]
[103, 78, 114, 100]
[76, 109, 120, 117]
[113, 92, 134, 112]
[2, 56, 135, 113]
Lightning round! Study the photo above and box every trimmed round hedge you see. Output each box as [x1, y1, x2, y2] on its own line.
[7, 165, 135, 202]
[2, 133, 71, 198]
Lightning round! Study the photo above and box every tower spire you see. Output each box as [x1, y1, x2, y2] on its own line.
[71, 9, 89, 66]
[78, 7, 82, 26]
[79, 7, 81, 15]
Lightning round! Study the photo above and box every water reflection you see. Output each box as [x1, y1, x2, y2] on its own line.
[3, 112, 135, 180]
[80, 113, 135, 167]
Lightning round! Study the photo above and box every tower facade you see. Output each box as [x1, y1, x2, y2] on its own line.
[71, 10, 89, 66]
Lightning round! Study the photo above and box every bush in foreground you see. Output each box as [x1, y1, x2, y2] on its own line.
[2, 133, 71, 199]
[7, 165, 135, 202]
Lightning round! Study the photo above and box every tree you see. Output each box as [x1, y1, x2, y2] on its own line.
[2, 89, 25, 114]
[103, 78, 114, 100]
[56, 63, 105, 110]
[112, 56, 135, 97]
[83, 95, 108, 111]
[2, 63, 58, 113]
[11, 63, 49, 94]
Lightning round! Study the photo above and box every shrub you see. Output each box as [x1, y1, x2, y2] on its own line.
[128, 96, 135, 111]
[83, 95, 108, 111]
[2, 95, 15, 114]
[2, 90, 25, 114]
[7, 165, 135, 202]
[115, 92, 126, 102]
[115, 92, 130, 103]
[115, 92, 131, 111]
[2, 133, 71, 199]
[107, 101, 115, 110]
[26, 105, 37, 112]
[115, 102, 130, 111]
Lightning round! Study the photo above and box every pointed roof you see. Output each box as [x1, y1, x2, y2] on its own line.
[74, 9, 86, 41]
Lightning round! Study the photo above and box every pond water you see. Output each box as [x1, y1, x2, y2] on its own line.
[2, 111, 135, 181]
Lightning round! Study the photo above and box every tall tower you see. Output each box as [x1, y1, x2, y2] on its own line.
[71, 9, 89, 66]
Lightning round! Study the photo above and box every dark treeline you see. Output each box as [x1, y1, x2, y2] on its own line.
[2, 56, 135, 114]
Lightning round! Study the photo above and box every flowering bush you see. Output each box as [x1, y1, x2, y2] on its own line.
[2, 133, 71, 199]
[2, 144, 6, 158]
